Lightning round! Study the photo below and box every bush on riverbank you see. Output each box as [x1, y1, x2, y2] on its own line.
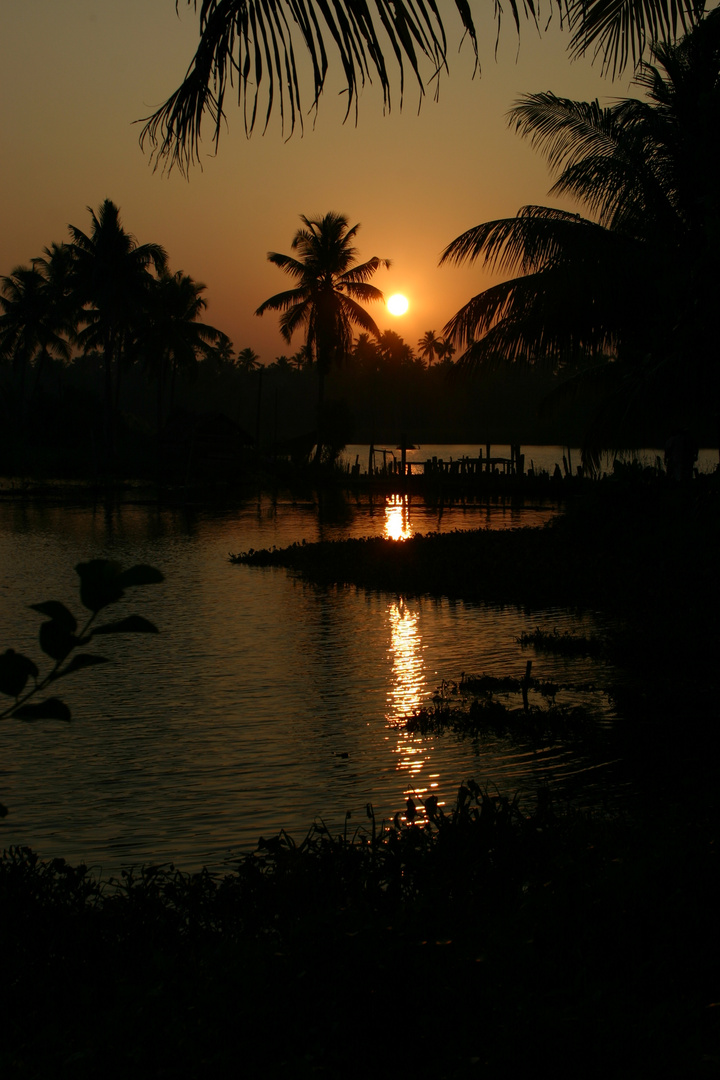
[2, 780, 718, 1078]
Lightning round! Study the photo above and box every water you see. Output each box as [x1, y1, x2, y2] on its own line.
[0, 466, 626, 875]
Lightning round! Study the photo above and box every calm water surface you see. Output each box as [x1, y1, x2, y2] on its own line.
[0, 475, 625, 874]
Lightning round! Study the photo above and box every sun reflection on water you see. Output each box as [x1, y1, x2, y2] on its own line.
[384, 495, 413, 540]
[386, 597, 445, 820]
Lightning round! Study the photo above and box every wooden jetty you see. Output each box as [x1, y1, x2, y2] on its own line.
[348, 443, 526, 485]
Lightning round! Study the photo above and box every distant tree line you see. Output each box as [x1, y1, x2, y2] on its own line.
[0, 199, 236, 474]
[0, 201, 602, 480]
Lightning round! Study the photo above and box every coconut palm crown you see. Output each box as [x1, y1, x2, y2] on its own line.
[256, 212, 390, 390]
[441, 8, 720, 461]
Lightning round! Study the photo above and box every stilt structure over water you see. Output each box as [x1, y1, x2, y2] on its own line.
[363, 444, 524, 480]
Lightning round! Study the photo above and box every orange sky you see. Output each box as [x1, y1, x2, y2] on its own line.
[1, 1, 633, 362]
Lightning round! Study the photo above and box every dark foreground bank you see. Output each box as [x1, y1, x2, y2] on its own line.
[3, 479, 719, 1078]
[2, 782, 718, 1079]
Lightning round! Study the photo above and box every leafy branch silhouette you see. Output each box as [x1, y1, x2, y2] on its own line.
[0, 559, 164, 817]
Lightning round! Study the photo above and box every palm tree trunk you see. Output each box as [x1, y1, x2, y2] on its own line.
[314, 354, 328, 464]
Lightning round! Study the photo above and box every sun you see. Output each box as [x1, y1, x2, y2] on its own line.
[387, 293, 409, 316]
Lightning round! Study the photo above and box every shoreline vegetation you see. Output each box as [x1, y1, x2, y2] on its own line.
[3, 477, 720, 1077]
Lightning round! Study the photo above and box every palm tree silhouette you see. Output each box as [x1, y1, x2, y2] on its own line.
[139, 0, 703, 172]
[236, 347, 261, 372]
[436, 338, 456, 366]
[441, 9, 720, 467]
[67, 200, 167, 462]
[417, 330, 443, 367]
[0, 263, 70, 412]
[140, 271, 224, 429]
[256, 212, 389, 460]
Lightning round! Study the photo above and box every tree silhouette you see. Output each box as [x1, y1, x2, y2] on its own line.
[237, 347, 261, 372]
[436, 338, 456, 366]
[441, 9, 720, 466]
[67, 200, 167, 462]
[139, 0, 705, 172]
[256, 212, 389, 459]
[417, 330, 443, 367]
[140, 271, 224, 428]
[0, 264, 70, 409]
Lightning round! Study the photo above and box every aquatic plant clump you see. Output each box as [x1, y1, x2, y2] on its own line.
[405, 697, 597, 745]
[517, 626, 606, 657]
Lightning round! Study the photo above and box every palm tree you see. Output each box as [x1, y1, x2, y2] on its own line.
[377, 329, 415, 368]
[441, 9, 720, 466]
[417, 330, 443, 367]
[67, 200, 167, 461]
[0, 264, 70, 410]
[140, 271, 224, 428]
[291, 344, 313, 371]
[256, 212, 389, 459]
[436, 338, 456, 366]
[139, 0, 704, 172]
[236, 347, 261, 372]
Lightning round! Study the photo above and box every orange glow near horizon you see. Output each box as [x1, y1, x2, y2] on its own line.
[3, 5, 632, 362]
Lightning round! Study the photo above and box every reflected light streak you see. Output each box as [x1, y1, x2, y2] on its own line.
[387, 598, 424, 722]
[384, 494, 412, 541]
[386, 598, 445, 820]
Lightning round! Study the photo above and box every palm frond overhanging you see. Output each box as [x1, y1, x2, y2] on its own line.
[139, 0, 711, 172]
[564, 0, 706, 77]
[138, 0, 506, 172]
[441, 9, 720, 463]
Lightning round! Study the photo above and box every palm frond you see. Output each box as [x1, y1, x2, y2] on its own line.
[266, 252, 311, 280]
[509, 93, 622, 174]
[138, 0, 486, 173]
[508, 92, 681, 229]
[564, 0, 704, 77]
[255, 286, 310, 315]
[337, 256, 392, 285]
[440, 207, 606, 276]
[335, 292, 383, 336]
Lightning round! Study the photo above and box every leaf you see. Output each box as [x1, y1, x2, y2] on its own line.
[29, 601, 77, 631]
[52, 654, 109, 679]
[92, 616, 159, 635]
[75, 559, 124, 612]
[12, 697, 72, 722]
[39, 620, 77, 663]
[117, 565, 164, 588]
[0, 649, 39, 697]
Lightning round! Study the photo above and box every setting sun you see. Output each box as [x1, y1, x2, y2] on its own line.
[387, 293, 409, 316]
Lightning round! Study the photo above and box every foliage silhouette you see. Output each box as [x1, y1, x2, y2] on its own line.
[67, 200, 168, 461]
[0, 261, 72, 464]
[442, 9, 720, 468]
[139, 0, 707, 172]
[139, 270, 226, 429]
[256, 212, 390, 459]
[0, 559, 163, 817]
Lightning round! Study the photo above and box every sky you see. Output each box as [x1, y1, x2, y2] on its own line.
[2, 1, 634, 363]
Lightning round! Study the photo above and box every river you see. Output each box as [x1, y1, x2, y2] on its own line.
[2, 444, 687, 874]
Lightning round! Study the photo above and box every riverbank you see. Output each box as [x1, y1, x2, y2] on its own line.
[2, 477, 719, 1078]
